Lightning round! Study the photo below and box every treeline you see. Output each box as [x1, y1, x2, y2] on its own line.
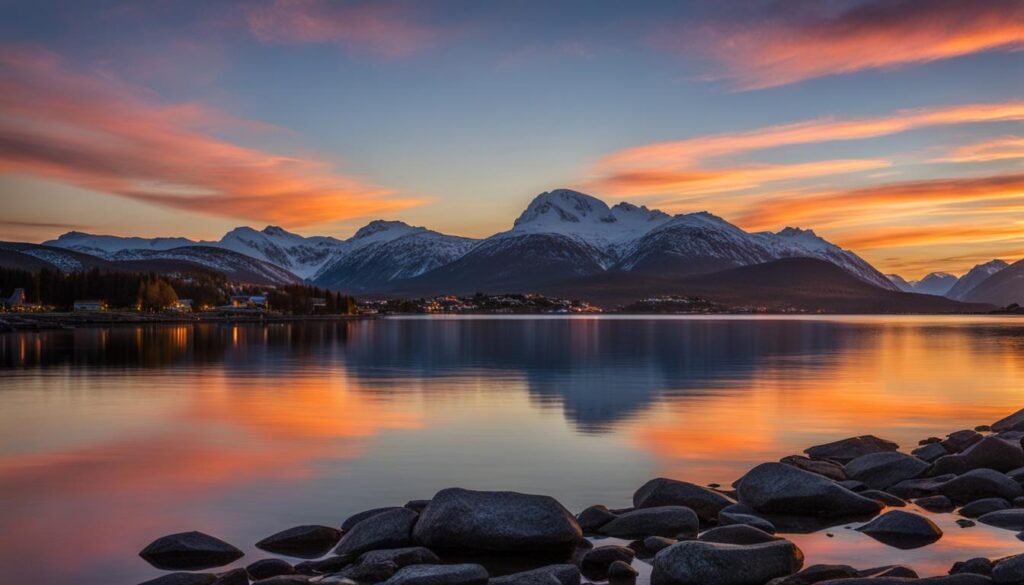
[238, 283, 357, 315]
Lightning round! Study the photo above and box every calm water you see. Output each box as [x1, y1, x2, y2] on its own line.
[3, 316, 1024, 584]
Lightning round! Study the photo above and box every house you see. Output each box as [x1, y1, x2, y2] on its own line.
[227, 294, 270, 310]
[73, 300, 107, 312]
[170, 299, 193, 312]
[4, 288, 26, 309]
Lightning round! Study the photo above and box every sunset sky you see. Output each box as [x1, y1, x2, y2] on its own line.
[2, 0, 1024, 277]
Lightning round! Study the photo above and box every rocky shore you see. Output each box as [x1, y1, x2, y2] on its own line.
[138, 409, 1024, 585]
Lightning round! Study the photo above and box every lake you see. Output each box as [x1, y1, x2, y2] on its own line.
[3, 315, 1024, 584]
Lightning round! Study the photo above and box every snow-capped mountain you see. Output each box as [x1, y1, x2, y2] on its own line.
[963, 259, 1024, 307]
[45, 231, 195, 258]
[111, 246, 303, 286]
[946, 260, 1008, 300]
[910, 272, 959, 296]
[886, 274, 914, 292]
[215, 226, 346, 279]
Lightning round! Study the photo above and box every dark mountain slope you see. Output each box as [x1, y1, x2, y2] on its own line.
[964, 259, 1024, 307]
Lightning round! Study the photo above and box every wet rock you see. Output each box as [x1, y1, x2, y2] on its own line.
[608, 560, 638, 581]
[859, 490, 906, 507]
[994, 553, 1024, 584]
[383, 563, 489, 585]
[342, 507, 404, 531]
[959, 498, 1011, 518]
[932, 437, 1024, 475]
[837, 480, 867, 492]
[643, 536, 677, 553]
[413, 488, 581, 553]
[862, 566, 919, 579]
[576, 505, 617, 533]
[321, 560, 399, 584]
[699, 524, 780, 545]
[736, 463, 883, 518]
[250, 577, 310, 585]
[950, 558, 994, 576]
[957, 519, 977, 528]
[294, 555, 352, 575]
[718, 510, 777, 534]
[921, 437, 943, 445]
[765, 564, 859, 585]
[804, 436, 899, 464]
[651, 539, 804, 585]
[912, 443, 949, 463]
[358, 547, 440, 568]
[488, 564, 580, 585]
[335, 507, 418, 557]
[942, 430, 983, 454]
[845, 452, 929, 490]
[405, 500, 431, 514]
[938, 469, 1024, 504]
[977, 425, 993, 432]
[1007, 467, 1024, 486]
[916, 495, 955, 513]
[582, 546, 635, 580]
[978, 509, 1024, 530]
[887, 475, 956, 499]
[255, 525, 342, 559]
[140, 531, 245, 571]
[247, 558, 295, 580]
[138, 573, 216, 585]
[212, 568, 248, 585]
[780, 456, 847, 482]
[632, 478, 734, 522]
[599, 506, 699, 539]
[816, 576, 989, 585]
[856, 510, 943, 549]
[993, 408, 1024, 433]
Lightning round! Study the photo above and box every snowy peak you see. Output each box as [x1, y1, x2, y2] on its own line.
[513, 189, 616, 229]
[352, 220, 423, 242]
[912, 272, 959, 296]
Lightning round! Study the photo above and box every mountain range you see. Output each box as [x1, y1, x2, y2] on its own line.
[3, 188, 1017, 311]
[886, 259, 1018, 305]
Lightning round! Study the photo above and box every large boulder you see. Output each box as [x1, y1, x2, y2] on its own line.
[959, 498, 1011, 518]
[736, 463, 883, 517]
[321, 560, 399, 584]
[820, 576, 990, 585]
[765, 564, 860, 585]
[994, 553, 1024, 584]
[342, 507, 404, 531]
[943, 430, 984, 454]
[780, 456, 847, 482]
[139, 531, 244, 571]
[718, 510, 777, 534]
[978, 509, 1024, 531]
[576, 505, 617, 533]
[599, 506, 699, 539]
[138, 574, 217, 585]
[699, 524, 780, 545]
[887, 475, 956, 499]
[412, 488, 581, 553]
[856, 510, 942, 549]
[246, 558, 296, 580]
[933, 436, 1024, 475]
[633, 478, 734, 522]
[993, 408, 1024, 433]
[489, 564, 581, 585]
[582, 546, 636, 580]
[844, 452, 929, 490]
[334, 507, 418, 556]
[937, 469, 1023, 504]
[255, 525, 342, 558]
[652, 540, 804, 585]
[804, 436, 898, 463]
[912, 443, 948, 463]
[383, 564, 488, 585]
[358, 547, 441, 568]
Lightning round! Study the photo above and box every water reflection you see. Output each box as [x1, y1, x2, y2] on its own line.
[2, 316, 1024, 584]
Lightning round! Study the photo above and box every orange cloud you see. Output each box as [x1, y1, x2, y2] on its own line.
[657, 0, 1024, 89]
[0, 46, 424, 227]
[940, 135, 1024, 163]
[247, 0, 444, 57]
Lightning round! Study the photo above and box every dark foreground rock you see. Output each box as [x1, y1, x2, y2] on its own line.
[489, 564, 581, 585]
[938, 469, 1023, 504]
[599, 506, 699, 539]
[632, 478, 733, 522]
[804, 436, 899, 463]
[699, 524, 780, 545]
[255, 525, 342, 558]
[139, 531, 244, 571]
[652, 539, 804, 585]
[359, 546, 441, 568]
[960, 498, 1011, 518]
[856, 510, 943, 549]
[993, 553, 1024, 584]
[246, 558, 295, 580]
[978, 509, 1024, 531]
[139, 573, 216, 585]
[413, 488, 582, 553]
[737, 463, 883, 518]
[383, 563, 489, 585]
[844, 452, 929, 490]
[820, 576, 990, 585]
[576, 505, 617, 532]
[993, 408, 1024, 432]
[342, 507, 405, 531]
[335, 507, 419, 556]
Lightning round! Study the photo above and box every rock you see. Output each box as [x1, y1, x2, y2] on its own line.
[804, 436, 899, 464]
[406, 500, 431, 513]
[249, 577, 310, 585]
[413, 488, 581, 553]
[845, 452, 929, 490]
[887, 475, 956, 499]
[957, 519, 977, 528]
[576, 505, 617, 533]
[977, 425, 993, 432]
[943, 430, 983, 453]
[718, 511, 776, 534]
[816, 576, 989, 585]
[912, 443, 949, 463]
[938, 469, 1024, 504]
[993, 408, 1024, 433]
[699, 524, 780, 545]
[139, 531, 245, 571]
[582, 545, 636, 577]
[358, 547, 440, 568]
[255, 525, 342, 559]
[1016, 496, 1024, 506]
[837, 480, 867, 492]
[736, 463, 883, 518]
[916, 495, 955, 512]
[321, 560, 399, 584]
[643, 536, 677, 553]
[856, 510, 943, 549]
[979, 509, 1024, 530]
[960, 498, 1011, 518]
[294, 555, 352, 575]
[138, 573, 216, 585]
[765, 564, 860, 585]
[994, 553, 1024, 584]
[334, 507, 418, 556]
[212, 568, 248, 585]
[608, 560, 638, 581]
[632, 478, 734, 522]
[599, 506, 699, 539]
[247, 558, 295, 580]
[342, 507, 404, 531]
[651, 540, 804, 585]
[862, 566, 919, 579]
[950, 558, 994, 576]
[859, 490, 906, 507]
[1007, 467, 1024, 486]
[383, 564, 488, 585]
[933, 437, 1024, 475]
[781, 456, 847, 482]
[488, 564, 580, 585]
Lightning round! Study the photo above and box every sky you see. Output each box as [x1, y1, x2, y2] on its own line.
[1, 0, 1024, 278]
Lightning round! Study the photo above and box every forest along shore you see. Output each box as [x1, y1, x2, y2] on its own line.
[136, 408, 1024, 585]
